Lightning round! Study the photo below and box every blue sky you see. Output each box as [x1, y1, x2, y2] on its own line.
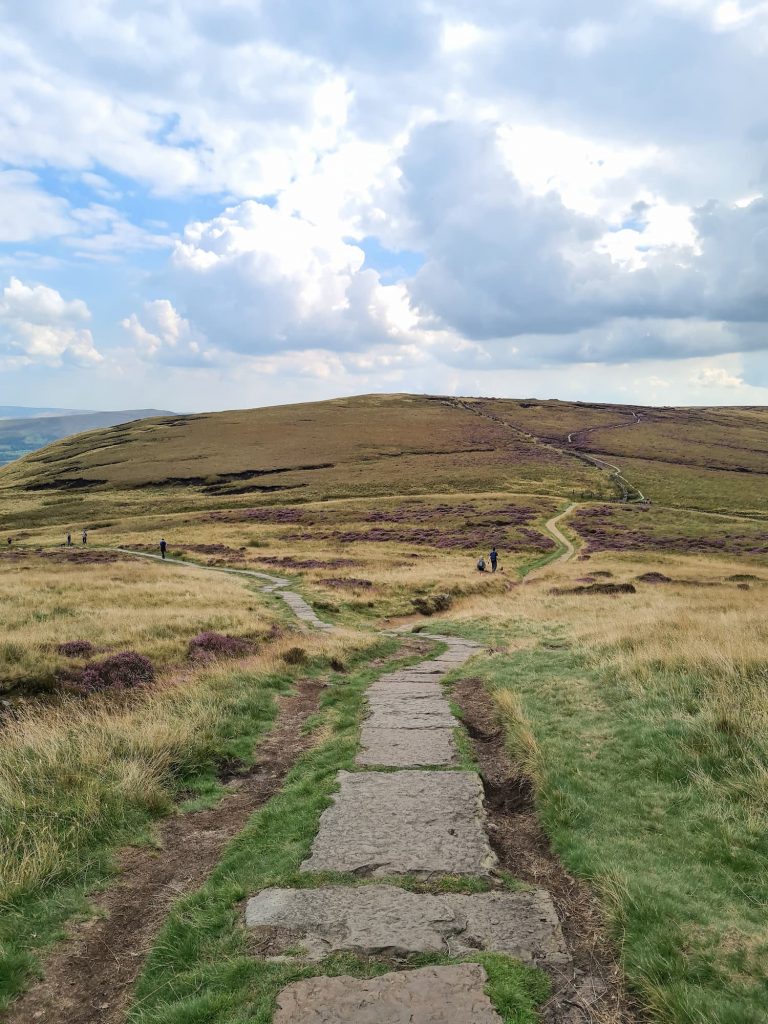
[1, 0, 768, 411]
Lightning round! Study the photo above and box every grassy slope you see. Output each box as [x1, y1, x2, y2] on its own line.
[427, 552, 768, 1022]
[0, 394, 613, 532]
[474, 399, 768, 513]
[2, 393, 767, 1023]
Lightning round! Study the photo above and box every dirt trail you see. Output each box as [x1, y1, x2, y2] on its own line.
[450, 399, 645, 503]
[4, 680, 324, 1024]
[525, 504, 577, 581]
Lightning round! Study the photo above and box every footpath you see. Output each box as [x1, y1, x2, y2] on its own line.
[245, 632, 572, 1023]
[109, 548, 594, 1022]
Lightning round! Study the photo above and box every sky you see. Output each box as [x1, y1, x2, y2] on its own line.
[1, 0, 768, 412]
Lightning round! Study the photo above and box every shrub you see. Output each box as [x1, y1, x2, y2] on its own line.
[283, 646, 308, 666]
[57, 640, 96, 658]
[188, 631, 254, 661]
[76, 652, 156, 693]
[411, 592, 453, 616]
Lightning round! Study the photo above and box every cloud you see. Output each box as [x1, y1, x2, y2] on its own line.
[160, 199, 418, 358]
[0, 170, 73, 242]
[690, 365, 745, 387]
[121, 299, 215, 365]
[0, 277, 102, 365]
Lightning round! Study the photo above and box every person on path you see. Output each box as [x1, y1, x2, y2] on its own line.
[489, 547, 498, 572]
[476, 555, 486, 572]
[66, 531, 72, 546]
[159, 537, 167, 559]
[82, 529, 88, 545]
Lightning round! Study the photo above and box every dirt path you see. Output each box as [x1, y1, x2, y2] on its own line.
[522, 504, 577, 582]
[450, 399, 645, 503]
[108, 548, 334, 630]
[4, 680, 325, 1024]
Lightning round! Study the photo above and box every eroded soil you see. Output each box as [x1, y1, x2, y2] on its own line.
[4, 678, 324, 1024]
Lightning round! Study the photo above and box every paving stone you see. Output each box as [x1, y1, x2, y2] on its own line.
[364, 703, 456, 730]
[246, 884, 569, 967]
[357, 726, 457, 766]
[276, 591, 334, 630]
[366, 682, 443, 702]
[273, 963, 502, 1024]
[300, 770, 497, 878]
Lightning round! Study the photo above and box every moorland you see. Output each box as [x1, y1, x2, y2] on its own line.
[0, 393, 766, 1024]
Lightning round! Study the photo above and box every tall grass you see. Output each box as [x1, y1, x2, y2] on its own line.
[0, 627, 364, 1007]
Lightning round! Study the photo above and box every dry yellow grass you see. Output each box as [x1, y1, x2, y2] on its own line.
[0, 625, 361, 907]
[0, 553, 280, 693]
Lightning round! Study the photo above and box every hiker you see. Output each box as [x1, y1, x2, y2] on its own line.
[159, 537, 167, 559]
[66, 531, 72, 546]
[476, 555, 486, 572]
[82, 529, 88, 545]
[6, 536, 11, 546]
[489, 546, 498, 572]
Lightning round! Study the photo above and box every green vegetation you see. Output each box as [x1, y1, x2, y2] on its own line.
[129, 641, 548, 1024]
[439, 597, 768, 1022]
[0, 633, 384, 1010]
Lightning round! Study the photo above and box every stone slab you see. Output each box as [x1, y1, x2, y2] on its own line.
[273, 963, 502, 1024]
[364, 705, 456, 730]
[357, 726, 457, 766]
[300, 770, 497, 878]
[246, 884, 569, 967]
[366, 682, 444, 702]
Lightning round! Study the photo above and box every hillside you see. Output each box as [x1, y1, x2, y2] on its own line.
[0, 396, 765, 537]
[1, 392, 767, 1024]
[0, 409, 173, 468]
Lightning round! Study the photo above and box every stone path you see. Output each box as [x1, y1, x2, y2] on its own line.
[245, 632, 572, 1022]
[110, 548, 334, 630]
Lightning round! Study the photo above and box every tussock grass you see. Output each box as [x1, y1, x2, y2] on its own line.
[0, 555, 279, 694]
[0, 625, 370, 1008]
[490, 690, 543, 789]
[439, 552, 768, 1022]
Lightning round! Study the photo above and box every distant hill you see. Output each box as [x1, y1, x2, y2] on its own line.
[0, 409, 173, 467]
[0, 395, 765, 530]
[0, 406, 88, 419]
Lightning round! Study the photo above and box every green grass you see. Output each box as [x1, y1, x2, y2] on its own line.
[0, 640, 390, 1012]
[128, 643, 549, 1024]
[440, 620, 768, 1023]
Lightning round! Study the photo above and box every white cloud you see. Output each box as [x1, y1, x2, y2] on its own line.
[164, 199, 419, 357]
[690, 365, 745, 386]
[0, 170, 73, 242]
[121, 299, 214, 364]
[0, 277, 102, 365]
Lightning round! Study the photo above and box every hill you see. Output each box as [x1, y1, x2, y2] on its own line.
[1, 392, 767, 1024]
[0, 409, 173, 468]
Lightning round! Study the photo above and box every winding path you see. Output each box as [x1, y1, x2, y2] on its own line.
[524, 503, 577, 581]
[108, 547, 335, 630]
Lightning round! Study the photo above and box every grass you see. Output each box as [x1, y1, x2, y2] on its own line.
[437, 556, 768, 1022]
[474, 398, 768, 514]
[128, 642, 549, 1024]
[0, 627, 378, 1011]
[0, 551, 282, 695]
[2, 393, 768, 1022]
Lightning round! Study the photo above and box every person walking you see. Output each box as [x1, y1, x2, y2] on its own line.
[82, 529, 88, 545]
[159, 537, 167, 559]
[489, 546, 498, 572]
[66, 531, 72, 546]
